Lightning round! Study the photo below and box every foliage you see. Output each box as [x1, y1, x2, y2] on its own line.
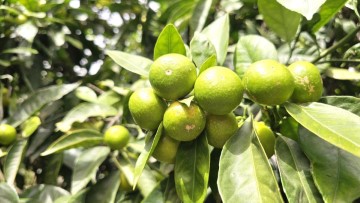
[0, 0, 360, 202]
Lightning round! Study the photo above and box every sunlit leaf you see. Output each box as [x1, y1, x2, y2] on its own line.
[190, 0, 213, 34]
[276, 0, 326, 20]
[19, 184, 70, 202]
[21, 116, 41, 138]
[324, 68, 360, 80]
[75, 86, 97, 103]
[4, 140, 28, 185]
[319, 96, 360, 116]
[85, 171, 120, 203]
[153, 24, 186, 60]
[0, 182, 19, 203]
[190, 33, 216, 68]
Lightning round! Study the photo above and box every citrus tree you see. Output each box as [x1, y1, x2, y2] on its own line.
[1, 0, 360, 203]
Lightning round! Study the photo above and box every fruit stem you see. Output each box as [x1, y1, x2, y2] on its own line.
[312, 26, 360, 63]
[286, 31, 301, 65]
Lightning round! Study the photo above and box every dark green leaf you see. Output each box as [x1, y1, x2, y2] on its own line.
[153, 24, 186, 60]
[106, 50, 152, 77]
[234, 35, 278, 76]
[285, 102, 360, 157]
[175, 133, 210, 203]
[279, 116, 299, 142]
[258, 0, 301, 42]
[20, 184, 70, 203]
[56, 103, 118, 132]
[276, 136, 322, 202]
[201, 14, 229, 65]
[4, 140, 28, 185]
[2, 47, 38, 55]
[8, 83, 80, 127]
[42, 153, 63, 185]
[218, 118, 283, 202]
[190, 0, 213, 34]
[85, 171, 120, 203]
[199, 55, 217, 73]
[190, 33, 217, 68]
[71, 146, 110, 194]
[54, 189, 87, 203]
[133, 124, 163, 187]
[41, 129, 103, 156]
[0, 183, 19, 203]
[299, 127, 360, 202]
[276, 0, 326, 20]
[319, 96, 360, 116]
[141, 175, 181, 203]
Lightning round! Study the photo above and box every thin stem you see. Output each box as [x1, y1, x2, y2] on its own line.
[286, 31, 301, 65]
[312, 26, 360, 63]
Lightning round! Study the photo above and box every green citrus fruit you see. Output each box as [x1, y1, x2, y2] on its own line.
[243, 59, 295, 106]
[205, 113, 238, 148]
[119, 172, 133, 191]
[288, 61, 323, 103]
[128, 88, 167, 131]
[194, 66, 244, 115]
[149, 53, 197, 100]
[163, 101, 205, 141]
[104, 125, 130, 150]
[254, 121, 275, 158]
[152, 132, 180, 163]
[0, 124, 16, 145]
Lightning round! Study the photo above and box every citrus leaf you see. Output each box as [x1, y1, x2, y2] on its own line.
[0, 182, 19, 203]
[199, 55, 217, 73]
[324, 68, 360, 80]
[56, 103, 118, 132]
[190, 0, 212, 34]
[7, 83, 80, 128]
[21, 116, 41, 138]
[258, 0, 301, 42]
[85, 171, 120, 203]
[71, 146, 110, 194]
[218, 118, 283, 202]
[175, 132, 210, 203]
[276, 0, 326, 20]
[4, 140, 28, 185]
[42, 153, 63, 185]
[319, 96, 360, 116]
[54, 189, 87, 203]
[2, 47, 38, 55]
[153, 24, 186, 60]
[234, 35, 278, 76]
[75, 86, 97, 103]
[178, 96, 194, 107]
[142, 176, 180, 203]
[310, 0, 348, 32]
[190, 32, 216, 68]
[285, 102, 360, 157]
[19, 184, 70, 202]
[299, 127, 360, 202]
[201, 14, 229, 65]
[133, 124, 163, 188]
[275, 135, 322, 203]
[137, 166, 158, 197]
[106, 50, 152, 77]
[41, 129, 103, 156]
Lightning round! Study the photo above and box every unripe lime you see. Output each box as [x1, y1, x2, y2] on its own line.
[205, 113, 238, 148]
[128, 88, 167, 131]
[104, 125, 130, 150]
[254, 121, 275, 158]
[194, 66, 244, 115]
[152, 132, 180, 163]
[163, 102, 205, 141]
[288, 61, 323, 103]
[0, 124, 16, 145]
[149, 53, 197, 100]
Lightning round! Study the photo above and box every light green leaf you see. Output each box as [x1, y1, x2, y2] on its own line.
[41, 129, 103, 156]
[133, 124, 163, 188]
[141, 176, 181, 203]
[19, 184, 70, 203]
[56, 103, 118, 132]
[71, 146, 110, 194]
[65, 36, 84, 50]
[106, 50, 152, 77]
[15, 22, 38, 43]
[21, 116, 41, 138]
[299, 127, 360, 203]
[4, 140, 28, 185]
[175, 133, 210, 203]
[234, 35, 278, 76]
[319, 96, 360, 116]
[190, 0, 213, 34]
[201, 14, 229, 65]
[153, 24, 186, 60]
[0, 183, 19, 203]
[218, 118, 283, 202]
[97, 90, 122, 106]
[258, 0, 301, 42]
[276, 135, 322, 203]
[75, 86, 97, 103]
[54, 189, 87, 203]
[276, 0, 326, 20]
[2, 47, 38, 55]
[137, 166, 158, 197]
[324, 68, 360, 80]
[85, 171, 120, 203]
[285, 102, 360, 157]
[190, 33, 217, 68]
[8, 83, 80, 127]
[199, 55, 217, 73]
